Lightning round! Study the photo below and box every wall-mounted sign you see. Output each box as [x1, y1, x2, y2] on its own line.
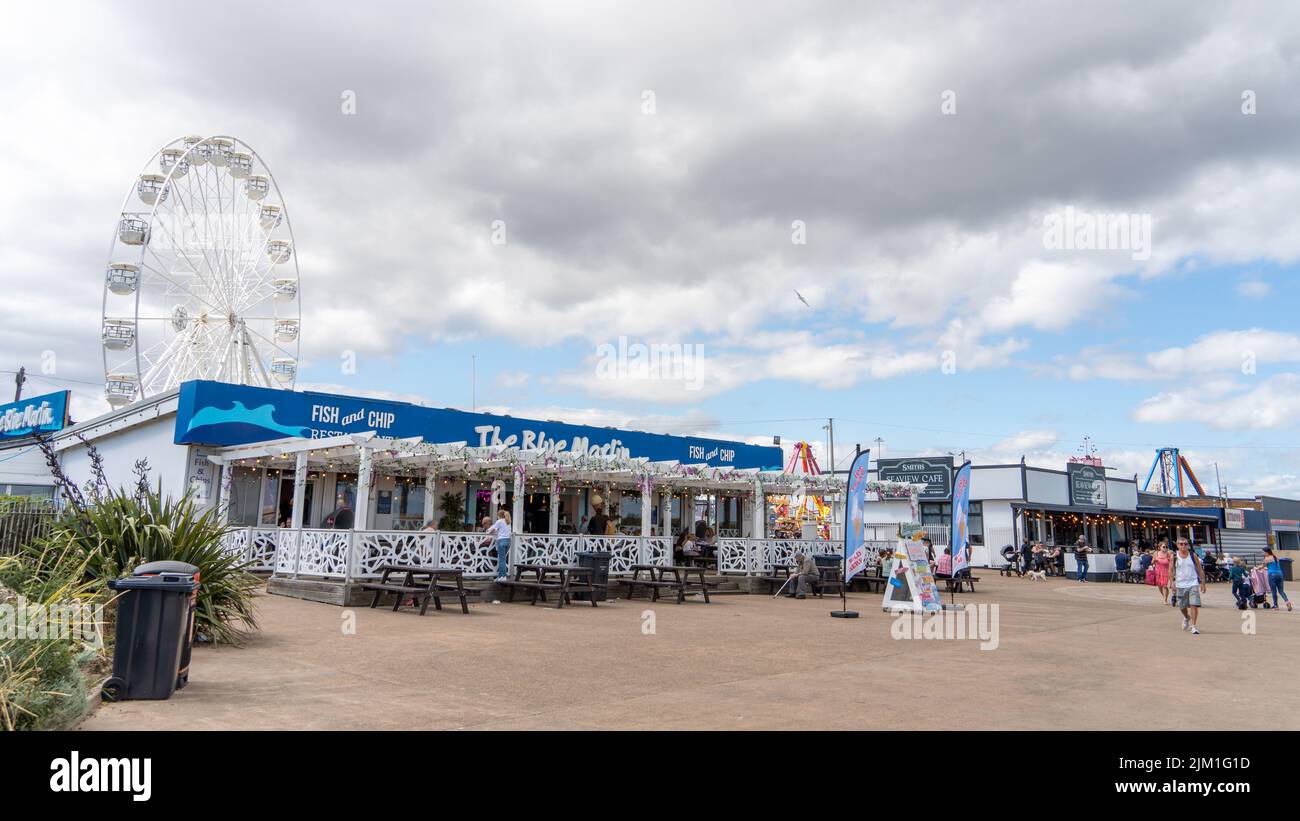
[0, 390, 70, 440]
[1225, 508, 1246, 530]
[877, 457, 953, 500]
[1067, 462, 1108, 508]
[175, 380, 783, 470]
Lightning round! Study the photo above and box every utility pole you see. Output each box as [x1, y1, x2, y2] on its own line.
[13, 366, 25, 401]
[825, 417, 835, 476]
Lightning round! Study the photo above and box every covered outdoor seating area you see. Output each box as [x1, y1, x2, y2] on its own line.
[213, 431, 865, 585]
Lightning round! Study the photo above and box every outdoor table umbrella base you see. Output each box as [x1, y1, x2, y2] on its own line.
[830, 590, 859, 618]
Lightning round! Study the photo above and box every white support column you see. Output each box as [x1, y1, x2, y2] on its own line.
[423, 466, 437, 526]
[355, 447, 372, 531]
[215, 463, 231, 524]
[290, 451, 307, 530]
[548, 478, 559, 535]
[640, 481, 652, 538]
[658, 490, 670, 536]
[511, 468, 525, 543]
[753, 480, 766, 539]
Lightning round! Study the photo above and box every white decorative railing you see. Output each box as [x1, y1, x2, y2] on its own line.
[221, 527, 848, 580]
[514, 534, 583, 566]
[714, 538, 845, 575]
[439, 532, 498, 577]
[580, 535, 643, 574]
[353, 530, 437, 577]
[718, 538, 753, 575]
[296, 529, 350, 578]
[248, 528, 279, 571]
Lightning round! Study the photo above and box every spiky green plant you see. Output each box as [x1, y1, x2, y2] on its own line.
[34, 486, 260, 645]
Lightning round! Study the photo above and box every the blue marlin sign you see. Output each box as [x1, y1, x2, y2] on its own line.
[0, 390, 70, 440]
[174, 380, 782, 470]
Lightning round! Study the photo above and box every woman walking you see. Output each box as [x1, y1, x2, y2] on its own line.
[1262, 548, 1293, 611]
[1153, 540, 1173, 604]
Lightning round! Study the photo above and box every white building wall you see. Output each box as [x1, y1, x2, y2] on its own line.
[1025, 469, 1069, 506]
[0, 441, 57, 493]
[58, 417, 190, 499]
[1107, 479, 1138, 511]
[971, 466, 1022, 500]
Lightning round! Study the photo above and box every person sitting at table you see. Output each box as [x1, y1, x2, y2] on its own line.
[674, 530, 700, 561]
[936, 547, 953, 576]
[1114, 547, 1131, 580]
[1202, 551, 1220, 581]
[789, 551, 820, 600]
[1051, 545, 1066, 577]
[1134, 548, 1152, 581]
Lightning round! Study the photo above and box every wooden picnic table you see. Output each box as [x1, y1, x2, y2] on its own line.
[935, 574, 980, 593]
[356, 565, 477, 615]
[497, 563, 598, 609]
[624, 564, 717, 604]
[678, 553, 717, 570]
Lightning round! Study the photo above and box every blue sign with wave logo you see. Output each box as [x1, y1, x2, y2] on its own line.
[174, 380, 782, 470]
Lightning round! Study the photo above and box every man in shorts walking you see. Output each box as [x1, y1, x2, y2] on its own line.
[1171, 537, 1207, 635]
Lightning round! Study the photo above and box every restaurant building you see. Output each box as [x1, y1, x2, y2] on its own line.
[6, 380, 855, 599]
[865, 456, 1232, 576]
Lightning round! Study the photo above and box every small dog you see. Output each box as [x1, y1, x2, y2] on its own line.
[1026, 570, 1048, 581]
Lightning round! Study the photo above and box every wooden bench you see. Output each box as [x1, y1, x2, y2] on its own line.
[625, 564, 717, 604]
[356, 565, 477, 615]
[497, 564, 598, 609]
[756, 565, 795, 594]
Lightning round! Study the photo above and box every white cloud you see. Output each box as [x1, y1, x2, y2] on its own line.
[1134, 374, 1300, 430]
[1236, 280, 1271, 299]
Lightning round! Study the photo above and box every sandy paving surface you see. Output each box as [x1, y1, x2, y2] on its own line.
[80, 574, 1300, 730]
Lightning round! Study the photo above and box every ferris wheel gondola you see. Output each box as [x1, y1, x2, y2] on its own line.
[101, 135, 301, 406]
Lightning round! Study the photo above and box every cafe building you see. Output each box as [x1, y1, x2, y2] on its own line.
[865, 456, 1225, 576]
[35, 379, 851, 600]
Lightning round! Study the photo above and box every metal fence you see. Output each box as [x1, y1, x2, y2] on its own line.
[0, 497, 65, 556]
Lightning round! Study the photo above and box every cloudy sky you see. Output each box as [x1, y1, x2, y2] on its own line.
[2, 1, 1299, 494]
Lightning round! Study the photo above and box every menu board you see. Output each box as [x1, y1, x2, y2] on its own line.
[882, 539, 945, 613]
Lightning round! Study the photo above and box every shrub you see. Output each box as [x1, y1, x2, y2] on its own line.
[0, 542, 100, 731]
[30, 435, 260, 645]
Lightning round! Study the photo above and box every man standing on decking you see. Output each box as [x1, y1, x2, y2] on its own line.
[1171, 537, 1207, 635]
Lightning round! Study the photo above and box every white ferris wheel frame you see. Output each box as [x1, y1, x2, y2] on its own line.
[101, 134, 302, 403]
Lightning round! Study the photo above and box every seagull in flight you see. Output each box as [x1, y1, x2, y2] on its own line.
[794, 289, 812, 308]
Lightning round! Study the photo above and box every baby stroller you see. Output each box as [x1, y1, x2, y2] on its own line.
[1249, 566, 1272, 609]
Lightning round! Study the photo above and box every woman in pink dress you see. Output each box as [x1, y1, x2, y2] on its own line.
[1153, 541, 1173, 604]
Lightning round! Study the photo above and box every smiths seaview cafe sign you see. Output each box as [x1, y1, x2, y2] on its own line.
[0, 390, 70, 440]
[174, 380, 782, 470]
[1067, 462, 1108, 508]
[877, 457, 953, 500]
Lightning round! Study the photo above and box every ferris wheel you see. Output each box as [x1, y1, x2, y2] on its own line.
[101, 135, 301, 407]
